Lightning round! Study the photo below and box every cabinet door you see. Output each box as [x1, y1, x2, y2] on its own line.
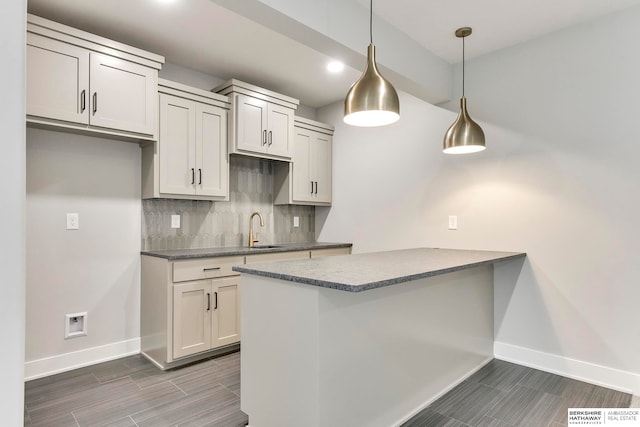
[196, 103, 228, 198]
[235, 94, 268, 154]
[26, 33, 89, 125]
[89, 52, 157, 135]
[267, 103, 294, 158]
[292, 129, 314, 202]
[159, 94, 196, 196]
[313, 133, 332, 204]
[173, 281, 212, 359]
[211, 277, 241, 348]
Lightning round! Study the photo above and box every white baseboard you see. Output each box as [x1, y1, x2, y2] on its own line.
[494, 341, 640, 395]
[24, 338, 140, 381]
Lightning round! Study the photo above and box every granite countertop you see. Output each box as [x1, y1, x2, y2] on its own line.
[233, 248, 526, 292]
[141, 242, 352, 260]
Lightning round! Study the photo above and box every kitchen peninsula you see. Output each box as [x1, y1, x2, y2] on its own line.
[234, 248, 526, 427]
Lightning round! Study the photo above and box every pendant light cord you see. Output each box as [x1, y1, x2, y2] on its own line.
[462, 35, 465, 98]
[369, 0, 373, 44]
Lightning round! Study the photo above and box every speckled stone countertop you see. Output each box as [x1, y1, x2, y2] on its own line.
[141, 242, 352, 260]
[233, 248, 526, 292]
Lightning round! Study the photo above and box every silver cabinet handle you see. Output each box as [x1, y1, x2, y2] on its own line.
[262, 130, 267, 145]
[80, 90, 86, 113]
[203, 267, 221, 271]
[268, 131, 273, 146]
[92, 92, 97, 114]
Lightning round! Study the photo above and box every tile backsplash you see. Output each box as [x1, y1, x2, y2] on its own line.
[142, 156, 315, 251]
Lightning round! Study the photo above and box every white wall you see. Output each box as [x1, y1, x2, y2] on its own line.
[1, 0, 26, 423]
[25, 129, 142, 378]
[317, 6, 640, 393]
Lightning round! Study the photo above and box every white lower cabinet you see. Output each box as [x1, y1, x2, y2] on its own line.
[141, 247, 351, 369]
[173, 276, 240, 359]
[173, 280, 212, 359]
[141, 254, 243, 369]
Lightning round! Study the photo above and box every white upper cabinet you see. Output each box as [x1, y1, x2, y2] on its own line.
[26, 14, 164, 141]
[27, 35, 89, 125]
[275, 117, 334, 206]
[142, 79, 230, 201]
[88, 53, 158, 135]
[215, 79, 298, 161]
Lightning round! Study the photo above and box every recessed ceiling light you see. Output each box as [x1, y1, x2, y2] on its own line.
[327, 61, 345, 73]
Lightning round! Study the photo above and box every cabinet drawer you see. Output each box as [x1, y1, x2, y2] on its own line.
[172, 256, 243, 283]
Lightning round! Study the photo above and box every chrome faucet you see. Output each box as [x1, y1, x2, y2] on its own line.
[248, 212, 264, 248]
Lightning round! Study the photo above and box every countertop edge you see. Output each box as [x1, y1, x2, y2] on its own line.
[141, 242, 353, 260]
[233, 251, 526, 292]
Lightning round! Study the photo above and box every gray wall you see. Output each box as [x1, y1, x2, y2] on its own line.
[1, 0, 26, 423]
[317, 6, 640, 393]
[26, 129, 142, 366]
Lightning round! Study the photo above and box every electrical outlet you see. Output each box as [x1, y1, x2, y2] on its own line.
[171, 214, 181, 229]
[448, 215, 458, 230]
[293, 216, 300, 228]
[66, 213, 79, 230]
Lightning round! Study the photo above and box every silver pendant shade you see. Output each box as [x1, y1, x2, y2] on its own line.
[344, 0, 399, 127]
[443, 27, 485, 154]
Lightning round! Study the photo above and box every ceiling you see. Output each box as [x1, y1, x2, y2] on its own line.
[27, 0, 640, 108]
[367, 0, 640, 63]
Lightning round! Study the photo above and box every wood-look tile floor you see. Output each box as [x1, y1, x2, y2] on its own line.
[24, 351, 247, 427]
[402, 359, 633, 427]
[25, 354, 636, 427]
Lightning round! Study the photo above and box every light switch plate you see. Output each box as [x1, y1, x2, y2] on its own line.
[171, 215, 181, 229]
[66, 213, 79, 230]
[448, 215, 458, 230]
[293, 216, 300, 228]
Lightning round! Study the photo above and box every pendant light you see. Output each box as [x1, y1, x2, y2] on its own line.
[344, 0, 399, 127]
[443, 27, 485, 154]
